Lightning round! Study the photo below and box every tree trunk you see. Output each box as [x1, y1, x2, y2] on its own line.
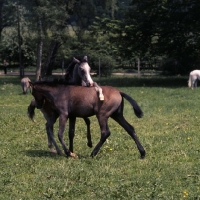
[35, 18, 43, 81]
[137, 57, 141, 76]
[17, 1, 24, 78]
[111, 0, 117, 19]
[41, 39, 61, 78]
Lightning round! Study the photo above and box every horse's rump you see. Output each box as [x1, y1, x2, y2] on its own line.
[188, 70, 200, 88]
[21, 77, 31, 94]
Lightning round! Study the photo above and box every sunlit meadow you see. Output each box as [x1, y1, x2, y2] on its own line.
[0, 75, 200, 199]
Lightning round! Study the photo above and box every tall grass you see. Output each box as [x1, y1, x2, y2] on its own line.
[0, 75, 200, 199]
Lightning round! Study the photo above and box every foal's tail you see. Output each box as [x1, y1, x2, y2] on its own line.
[27, 99, 36, 121]
[188, 73, 192, 88]
[120, 92, 143, 118]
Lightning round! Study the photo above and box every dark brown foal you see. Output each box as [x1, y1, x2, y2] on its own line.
[30, 82, 146, 158]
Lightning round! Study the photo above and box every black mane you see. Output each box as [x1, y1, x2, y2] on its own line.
[33, 79, 74, 86]
[65, 61, 76, 81]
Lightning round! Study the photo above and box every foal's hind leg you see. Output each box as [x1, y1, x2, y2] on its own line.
[90, 117, 110, 157]
[111, 115, 145, 159]
[83, 117, 92, 148]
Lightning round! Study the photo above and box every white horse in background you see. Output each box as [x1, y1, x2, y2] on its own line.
[188, 70, 200, 89]
[21, 77, 31, 94]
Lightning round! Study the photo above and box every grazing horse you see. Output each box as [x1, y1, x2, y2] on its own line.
[188, 70, 200, 89]
[29, 81, 146, 158]
[21, 77, 31, 94]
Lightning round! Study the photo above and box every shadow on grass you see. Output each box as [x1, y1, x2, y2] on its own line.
[25, 150, 95, 160]
[25, 149, 62, 158]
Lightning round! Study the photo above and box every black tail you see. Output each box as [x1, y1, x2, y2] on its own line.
[120, 92, 143, 118]
[27, 99, 36, 121]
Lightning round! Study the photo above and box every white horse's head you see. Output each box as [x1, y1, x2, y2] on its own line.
[75, 56, 94, 87]
[79, 64, 93, 86]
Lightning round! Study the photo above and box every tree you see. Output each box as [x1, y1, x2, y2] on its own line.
[26, 0, 74, 80]
[17, 0, 24, 77]
[123, 0, 200, 73]
[0, 0, 16, 62]
[0, 0, 133, 76]
[0, 0, 14, 39]
[0, 0, 4, 39]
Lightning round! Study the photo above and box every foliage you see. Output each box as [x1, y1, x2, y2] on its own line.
[1, 75, 200, 199]
[1, 1, 200, 75]
[89, 17, 122, 56]
[123, 0, 200, 74]
[0, 1, 126, 66]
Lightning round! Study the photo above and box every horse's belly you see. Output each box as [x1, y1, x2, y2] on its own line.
[70, 106, 94, 117]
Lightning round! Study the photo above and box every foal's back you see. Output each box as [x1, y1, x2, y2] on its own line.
[51, 85, 122, 118]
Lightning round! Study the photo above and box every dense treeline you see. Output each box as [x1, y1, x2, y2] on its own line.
[0, 0, 199, 78]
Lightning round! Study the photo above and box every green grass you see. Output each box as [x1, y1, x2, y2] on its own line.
[0, 75, 200, 199]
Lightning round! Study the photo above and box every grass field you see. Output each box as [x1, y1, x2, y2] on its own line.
[0, 75, 200, 199]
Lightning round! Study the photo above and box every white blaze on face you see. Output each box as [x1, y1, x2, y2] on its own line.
[80, 62, 94, 86]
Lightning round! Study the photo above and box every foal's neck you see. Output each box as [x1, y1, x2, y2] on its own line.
[71, 65, 82, 85]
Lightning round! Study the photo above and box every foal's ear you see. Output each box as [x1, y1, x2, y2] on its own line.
[83, 56, 88, 62]
[73, 57, 80, 63]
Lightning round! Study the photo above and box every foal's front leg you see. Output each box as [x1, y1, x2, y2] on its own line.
[45, 122, 62, 155]
[58, 115, 77, 158]
[83, 117, 92, 148]
[68, 117, 76, 152]
[43, 111, 63, 155]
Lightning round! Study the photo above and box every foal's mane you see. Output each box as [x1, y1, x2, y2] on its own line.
[33, 80, 72, 88]
[33, 56, 90, 89]
[65, 57, 88, 80]
[65, 61, 76, 81]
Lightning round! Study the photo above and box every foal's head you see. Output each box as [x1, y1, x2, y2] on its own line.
[77, 56, 94, 87]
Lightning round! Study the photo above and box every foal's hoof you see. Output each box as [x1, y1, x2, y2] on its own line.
[87, 142, 93, 148]
[70, 152, 78, 159]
